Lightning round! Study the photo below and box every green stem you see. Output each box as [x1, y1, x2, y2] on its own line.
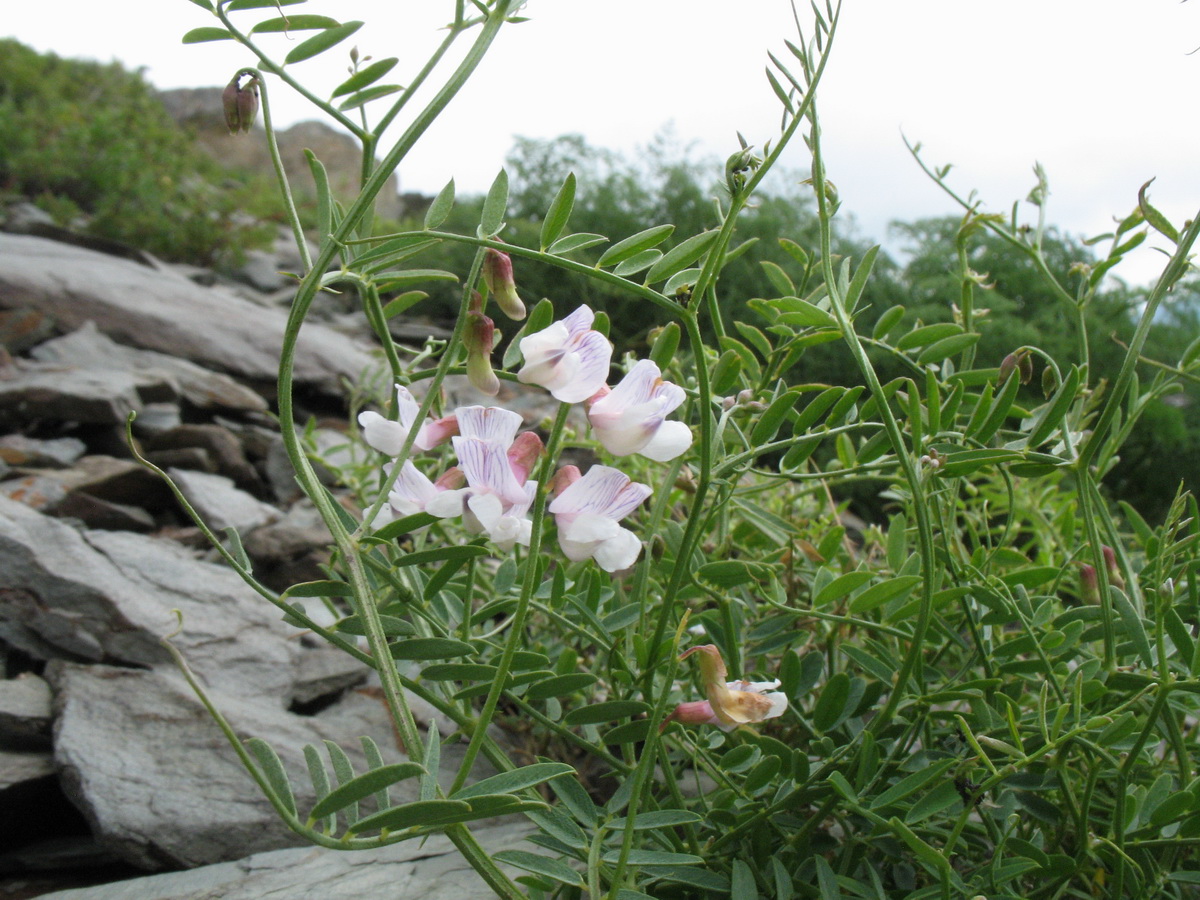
[241, 70, 311, 271]
[1077, 212, 1200, 470]
[810, 107, 936, 737]
[449, 402, 573, 795]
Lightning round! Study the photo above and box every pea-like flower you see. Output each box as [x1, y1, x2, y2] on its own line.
[586, 359, 692, 461]
[378, 462, 464, 523]
[518, 305, 613, 403]
[358, 384, 458, 456]
[663, 644, 787, 731]
[548, 464, 651, 572]
[425, 406, 543, 550]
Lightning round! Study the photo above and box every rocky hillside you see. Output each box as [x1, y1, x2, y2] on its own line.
[157, 87, 416, 223]
[0, 207, 523, 899]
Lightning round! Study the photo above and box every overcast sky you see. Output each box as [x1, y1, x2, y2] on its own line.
[7, 1, 1200, 283]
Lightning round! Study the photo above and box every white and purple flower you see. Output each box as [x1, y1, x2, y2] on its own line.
[518, 305, 613, 403]
[586, 359, 692, 461]
[548, 464, 651, 572]
[424, 406, 543, 550]
[358, 384, 458, 456]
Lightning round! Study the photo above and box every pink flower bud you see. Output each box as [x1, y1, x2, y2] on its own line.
[434, 467, 466, 491]
[465, 303, 499, 396]
[1102, 545, 1125, 590]
[506, 431, 544, 484]
[1079, 563, 1100, 604]
[998, 349, 1033, 385]
[482, 248, 526, 321]
[661, 700, 721, 731]
[549, 464, 582, 496]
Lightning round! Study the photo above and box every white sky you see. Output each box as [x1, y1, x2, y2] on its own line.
[7, 1, 1200, 284]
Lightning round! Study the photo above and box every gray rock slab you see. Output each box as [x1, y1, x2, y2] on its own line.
[0, 306, 55, 354]
[47, 492, 157, 532]
[0, 361, 150, 425]
[167, 468, 281, 534]
[0, 747, 54, 790]
[291, 637, 369, 707]
[0, 434, 87, 468]
[36, 822, 533, 900]
[243, 500, 330, 566]
[15, 455, 172, 510]
[147, 423, 260, 488]
[0, 233, 376, 393]
[233, 248, 291, 293]
[31, 323, 268, 413]
[0, 496, 296, 702]
[0, 473, 68, 510]
[49, 664, 480, 871]
[0, 673, 53, 748]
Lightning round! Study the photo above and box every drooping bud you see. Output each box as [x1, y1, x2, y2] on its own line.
[999, 348, 1034, 385]
[482, 248, 526, 321]
[1042, 365, 1059, 398]
[222, 74, 259, 134]
[465, 291, 499, 395]
[1079, 563, 1100, 604]
[1019, 352, 1034, 384]
[1102, 545, 1125, 590]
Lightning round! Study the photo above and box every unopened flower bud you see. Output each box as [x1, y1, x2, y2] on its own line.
[999, 349, 1033, 385]
[724, 145, 760, 195]
[999, 354, 1016, 384]
[549, 464, 582, 497]
[662, 700, 720, 731]
[507, 431, 544, 484]
[482, 248, 526, 320]
[434, 467, 466, 491]
[465, 297, 499, 396]
[1102, 545, 1125, 590]
[222, 74, 259, 134]
[1042, 366, 1058, 398]
[1079, 563, 1100, 604]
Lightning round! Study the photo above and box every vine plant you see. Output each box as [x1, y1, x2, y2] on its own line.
[142, 0, 1200, 897]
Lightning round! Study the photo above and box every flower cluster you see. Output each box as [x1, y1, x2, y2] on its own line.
[360, 274, 691, 572]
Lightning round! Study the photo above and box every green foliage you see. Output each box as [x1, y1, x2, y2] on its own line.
[0, 38, 274, 265]
[150, 1, 1200, 898]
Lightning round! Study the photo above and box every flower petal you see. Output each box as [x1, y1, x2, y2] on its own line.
[358, 411, 406, 457]
[561, 511, 622, 545]
[592, 526, 642, 572]
[551, 330, 612, 403]
[561, 304, 595, 336]
[424, 486, 467, 519]
[454, 437, 527, 505]
[638, 420, 693, 461]
[455, 406, 524, 446]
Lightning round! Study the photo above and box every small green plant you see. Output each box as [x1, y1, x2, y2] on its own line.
[135, 1, 1200, 897]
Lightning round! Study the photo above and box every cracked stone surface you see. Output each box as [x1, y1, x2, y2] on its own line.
[36, 822, 534, 900]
